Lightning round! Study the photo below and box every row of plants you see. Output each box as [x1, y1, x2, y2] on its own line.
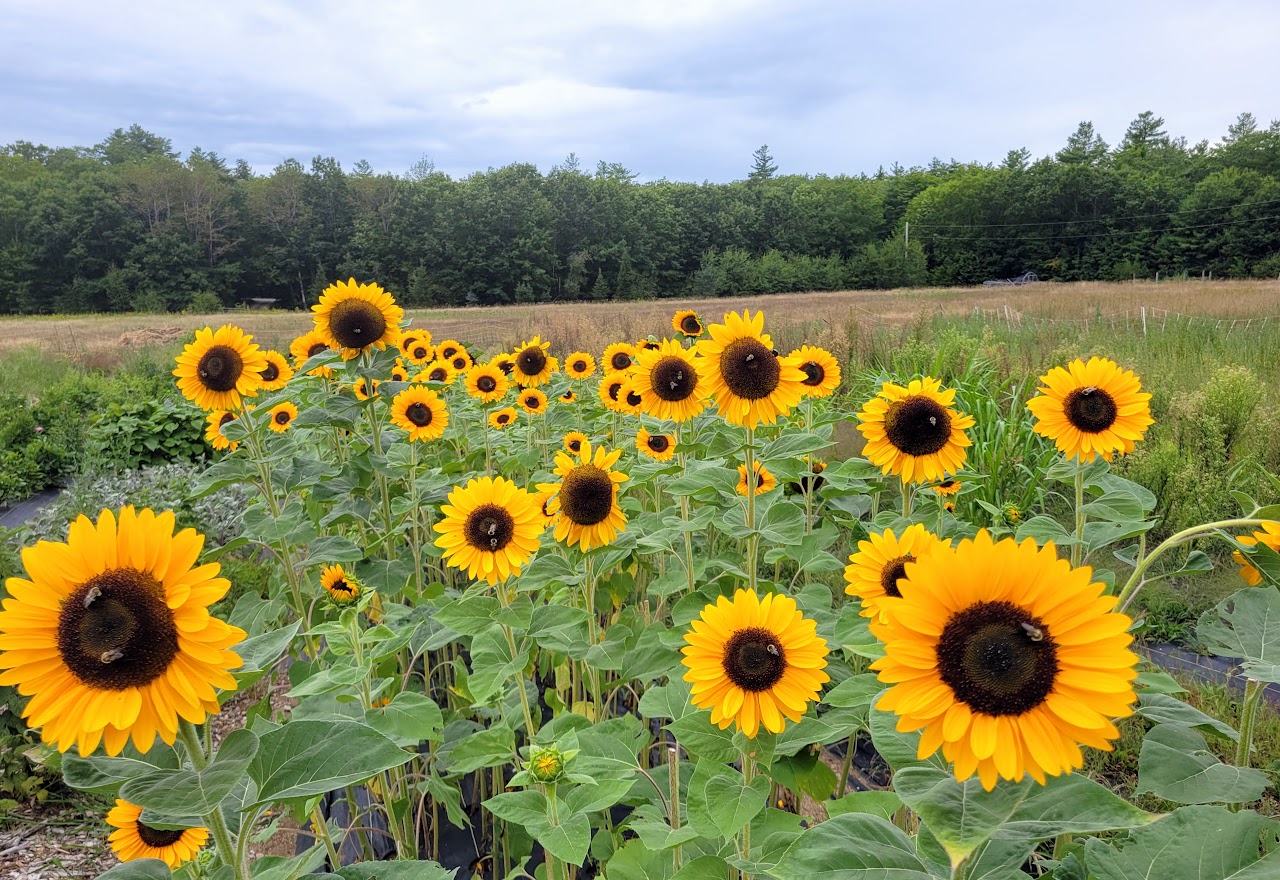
[1, 280, 1278, 880]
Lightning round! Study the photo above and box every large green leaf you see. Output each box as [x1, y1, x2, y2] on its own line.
[1136, 724, 1270, 805]
[64, 750, 178, 794]
[1136, 693, 1238, 741]
[96, 860, 172, 879]
[1083, 806, 1280, 880]
[248, 720, 414, 805]
[120, 729, 258, 817]
[685, 760, 770, 841]
[311, 862, 452, 880]
[769, 812, 935, 880]
[444, 724, 515, 772]
[1198, 587, 1280, 682]
[365, 692, 444, 745]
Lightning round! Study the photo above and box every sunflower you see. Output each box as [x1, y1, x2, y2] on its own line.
[602, 342, 637, 375]
[289, 329, 335, 377]
[0, 507, 245, 756]
[630, 339, 710, 423]
[563, 431, 588, 454]
[856, 377, 976, 484]
[790, 345, 841, 398]
[616, 378, 645, 416]
[1233, 521, 1280, 586]
[538, 441, 628, 551]
[933, 479, 962, 497]
[1004, 504, 1022, 524]
[737, 462, 777, 496]
[204, 411, 239, 452]
[565, 352, 596, 380]
[436, 339, 464, 362]
[492, 354, 515, 376]
[636, 428, 677, 462]
[389, 361, 410, 383]
[267, 402, 297, 433]
[433, 476, 545, 585]
[257, 350, 294, 392]
[636, 338, 661, 352]
[844, 524, 948, 621]
[417, 361, 456, 385]
[466, 364, 509, 403]
[681, 589, 829, 738]
[599, 375, 627, 412]
[1026, 357, 1154, 463]
[490, 407, 517, 429]
[106, 799, 208, 868]
[787, 457, 827, 495]
[173, 325, 267, 411]
[320, 565, 360, 604]
[390, 387, 448, 442]
[403, 339, 436, 366]
[944, 500, 957, 514]
[871, 530, 1139, 790]
[697, 310, 806, 429]
[560, 389, 576, 402]
[511, 337, 558, 387]
[351, 378, 381, 401]
[672, 309, 704, 337]
[448, 350, 473, 373]
[520, 388, 549, 415]
[312, 278, 403, 360]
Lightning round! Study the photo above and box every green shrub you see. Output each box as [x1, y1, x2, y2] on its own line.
[85, 397, 207, 471]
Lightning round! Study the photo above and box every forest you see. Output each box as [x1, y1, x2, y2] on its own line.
[3, 111, 1280, 313]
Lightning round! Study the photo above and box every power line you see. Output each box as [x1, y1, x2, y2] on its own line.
[912, 194, 1280, 230]
[920, 212, 1280, 243]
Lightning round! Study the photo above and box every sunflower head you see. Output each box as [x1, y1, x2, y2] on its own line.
[493, 354, 516, 375]
[520, 388, 549, 415]
[391, 386, 449, 441]
[617, 377, 645, 416]
[565, 352, 597, 380]
[390, 359, 410, 383]
[560, 389, 576, 402]
[351, 378, 381, 401]
[174, 324, 267, 411]
[844, 523, 949, 620]
[512, 336, 558, 387]
[257, 350, 294, 391]
[934, 479, 962, 497]
[537, 441, 629, 551]
[289, 329, 335, 377]
[312, 278, 403, 359]
[205, 410, 240, 452]
[672, 309, 704, 337]
[449, 351, 473, 373]
[682, 589, 829, 738]
[1233, 521, 1280, 586]
[106, 799, 208, 869]
[598, 375, 627, 412]
[736, 461, 777, 496]
[527, 744, 571, 784]
[944, 500, 957, 514]
[466, 364, 510, 403]
[1004, 504, 1021, 524]
[563, 431, 589, 454]
[787, 456, 827, 495]
[789, 345, 841, 399]
[490, 406, 518, 429]
[1026, 357, 1154, 463]
[630, 339, 710, 423]
[856, 377, 976, 484]
[404, 338, 436, 365]
[433, 476, 545, 585]
[417, 361, 456, 385]
[696, 310, 807, 429]
[436, 339, 463, 361]
[636, 338, 661, 352]
[321, 564, 361, 604]
[602, 342, 637, 375]
[871, 531, 1139, 790]
[636, 427, 677, 462]
[268, 402, 298, 433]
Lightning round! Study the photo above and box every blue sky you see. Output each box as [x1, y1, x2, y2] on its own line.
[4, 0, 1279, 181]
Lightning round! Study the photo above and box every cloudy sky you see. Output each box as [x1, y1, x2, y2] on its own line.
[4, 0, 1278, 181]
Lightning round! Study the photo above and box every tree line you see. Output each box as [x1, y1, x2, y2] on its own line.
[3, 112, 1280, 314]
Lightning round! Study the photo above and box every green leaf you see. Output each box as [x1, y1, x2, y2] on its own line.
[539, 808, 592, 865]
[365, 693, 444, 745]
[628, 804, 702, 851]
[444, 725, 515, 772]
[825, 790, 902, 821]
[331, 861, 453, 880]
[1137, 693, 1239, 742]
[1082, 806, 1280, 880]
[667, 711, 738, 763]
[770, 812, 934, 880]
[248, 721, 414, 805]
[234, 621, 302, 687]
[672, 856, 733, 880]
[686, 760, 770, 841]
[565, 777, 636, 814]
[433, 594, 502, 636]
[63, 751, 178, 794]
[1015, 515, 1076, 546]
[822, 674, 882, 709]
[96, 860, 172, 880]
[1198, 587, 1280, 682]
[484, 789, 550, 827]
[1136, 724, 1270, 805]
[121, 729, 259, 817]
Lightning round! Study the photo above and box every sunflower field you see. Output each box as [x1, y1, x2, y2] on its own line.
[2, 278, 1280, 880]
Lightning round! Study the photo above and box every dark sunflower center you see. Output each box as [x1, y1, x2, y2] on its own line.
[722, 627, 787, 692]
[1063, 386, 1118, 434]
[525, 395, 540, 409]
[452, 356, 468, 370]
[720, 338, 781, 400]
[497, 412, 511, 424]
[441, 346, 459, 359]
[413, 346, 429, 360]
[572, 359, 588, 373]
[680, 315, 701, 334]
[800, 361, 825, 386]
[274, 410, 291, 425]
[307, 343, 328, 358]
[57, 569, 179, 691]
[607, 382, 623, 402]
[197, 345, 244, 392]
[567, 439, 582, 452]
[652, 356, 696, 402]
[477, 375, 497, 393]
[641, 340, 659, 350]
[135, 820, 187, 849]
[879, 554, 914, 598]
[517, 347, 547, 376]
[559, 465, 614, 526]
[936, 600, 1058, 716]
[260, 361, 280, 383]
[497, 359, 514, 375]
[625, 390, 643, 407]
[464, 504, 516, 552]
[884, 395, 952, 457]
[646, 435, 670, 453]
[561, 391, 574, 401]
[329, 579, 354, 596]
[610, 352, 632, 371]
[219, 412, 236, 428]
[329, 299, 387, 349]
[429, 368, 448, 382]
[405, 402, 434, 427]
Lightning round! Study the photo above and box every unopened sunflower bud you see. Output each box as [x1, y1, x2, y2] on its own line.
[528, 745, 568, 784]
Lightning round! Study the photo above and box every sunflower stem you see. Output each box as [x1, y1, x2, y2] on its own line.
[1233, 679, 1266, 802]
[739, 752, 754, 875]
[1071, 470, 1085, 567]
[901, 479, 912, 518]
[837, 732, 856, 798]
[177, 720, 242, 878]
[311, 803, 344, 870]
[668, 744, 683, 871]
[745, 427, 758, 592]
[500, 586, 539, 737]
[1116, 518, 1269, 610]
[482, 402, 494, 476]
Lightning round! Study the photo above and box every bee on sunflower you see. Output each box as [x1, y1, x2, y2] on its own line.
[106, 800, 207, 868]
[490, 407, 518, 429]
[1233, 521, 1280, 586]
[602, 342, 637, 375]
[466, 364, 509, 403]
[311, 278, 403, 360]
[672, 309, 704, 337]
[1026, 357, 1154, 463]
[856, 377, 976, 484]
[682, 589, 829, 738]
[520, 388, 549, 416]
[538, 441, 629, 551]
[511, 336, 559, 387]
[174, 325, 267, 411]
[390, 387, 448, 441]
[257, 350, 294, 391]
[320, 564, 361, 604]
[268, 402, 298, 433]
[433, 476, 546, 585]
[844, 523, 949, 621]
[204, 410, 240, 452]
[289, 329, 335, 377]
[0, 507, 245, 755]
[636, 428, 677, 461]
[696, 310, 806, 429]
[736, 461, 777, 496]
[871, 530, 1139, 790]
[789, 345, 841, 398]
[629, 339, 709, 422]
[564, 352, 597, 380]
[563, 431, 589, 454]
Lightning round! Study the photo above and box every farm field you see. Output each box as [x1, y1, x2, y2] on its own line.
[1, 279, 1279, 880]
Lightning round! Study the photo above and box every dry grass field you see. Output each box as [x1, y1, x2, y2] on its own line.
[3, 279, 1280, 359]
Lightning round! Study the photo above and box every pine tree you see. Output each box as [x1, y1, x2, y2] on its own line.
[748, 144, 777, 183]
